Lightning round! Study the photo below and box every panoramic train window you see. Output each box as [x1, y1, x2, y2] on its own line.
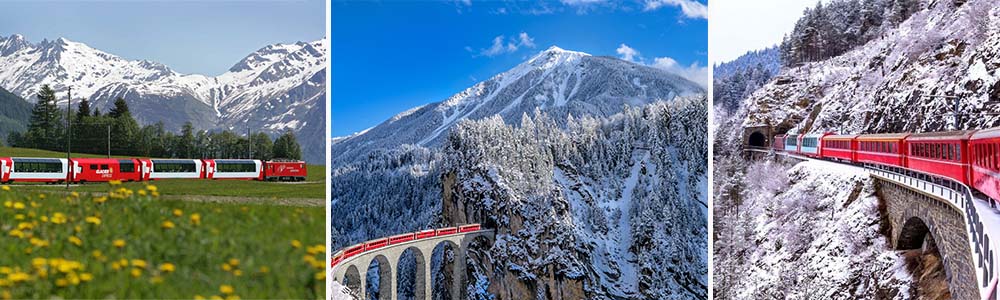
[152, 161, 197, 173]
[119, 160, 135, 173]
[13, 160, 62, 173]
[216, 162, 256, 173]
[90, 165, 98, 170]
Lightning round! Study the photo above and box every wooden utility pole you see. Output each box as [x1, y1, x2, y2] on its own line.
[65, 87, 71, 189]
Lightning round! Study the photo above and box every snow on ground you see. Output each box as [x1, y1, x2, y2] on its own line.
[715, 158, 911, 299]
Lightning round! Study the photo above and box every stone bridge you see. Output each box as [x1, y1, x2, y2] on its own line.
[331, 229, 495, 300]
[873, 172, 979, 299]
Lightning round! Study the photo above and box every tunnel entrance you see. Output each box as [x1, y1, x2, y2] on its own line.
[748, 131, 767, 148]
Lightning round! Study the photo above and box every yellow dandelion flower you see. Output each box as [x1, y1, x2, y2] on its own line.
[31, 258, 46, 268]
[55, 278, 68, 287]
[150, 275, 164, 284]
[131, 259, 147, 268]
[1, 290, 10, 300]
[16, 222, 32, 230]
[159, 263, 176, 273]
[7, 272, 29, 283]
[85, 216, 101, 225]
[50, 213, 67, 224]
[13, 214, 24, 220]
[227, 258, 239, 267]
[151, 191, 160, 197]
[194, 295, 206, 300]
[67, 273, 80, 285]
[173, 209, 183, 217]
[221, 264, 232, 272]
[146, 185, 157, 192]
[1, 186, 9, 191]
[225, 295, 240, 300]
[290, 240, 302, 248]
[190, 213, 201, 225]
[161, 220, 175, 230]
[258, 266, 269, 274]
[70, 191, 79, 198]
[210, 296, 223, 300]
[2, 201, 10, 207]
[68, 236, 82, 247]
[233, 270, 242, 277]
[219, 284, 234, 295]
[12, 202, 24, 210]
[29, 201, 40, 208]
[28, 238, 48, 248]
[113, 239, 126, 248]
[0, 267, 10, 274]
[91, 250, 103, 259]
[314, 271, 325, 280]
[74, 225, 82, 233]
[138, 189, 147, 196]
[93, 196, 108, 204]
[111, 261, 122, 271]
[130, 268, 142, 278]
[80, 273, 93, 282]
[109, 180, 122, 185]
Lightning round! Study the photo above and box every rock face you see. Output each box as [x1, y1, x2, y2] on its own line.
[741, 0, 1000, 135]
[0, 34, 327, 163]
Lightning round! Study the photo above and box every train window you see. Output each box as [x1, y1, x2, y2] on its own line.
[216, 162, 256, 173]
[89, 165, 98, 170]
[889, 143, 895, 154]
[152, 161, 197, 173]
[119, 161, 135, 173]
[13, 161, 62, 173]
[100, 164, 109, 170]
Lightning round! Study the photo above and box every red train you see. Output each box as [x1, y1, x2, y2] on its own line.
[0, 157, 307, 184]
[331, 224, 482, 267]
[774, 128, 1000, 202]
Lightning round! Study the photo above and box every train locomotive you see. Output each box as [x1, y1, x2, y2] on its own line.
[0, 157, 307, 184]
[773, 128, 1000, 203]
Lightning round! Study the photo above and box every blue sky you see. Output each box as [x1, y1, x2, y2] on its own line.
[0, 0, 325, 76]
[331, 0, 708, 137]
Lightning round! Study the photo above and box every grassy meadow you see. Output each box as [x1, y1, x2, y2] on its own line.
[0, 177, 326, 298]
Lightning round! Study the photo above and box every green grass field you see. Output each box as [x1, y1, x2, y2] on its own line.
[0, 183, 326, 299]
[0, 147, 325, 200]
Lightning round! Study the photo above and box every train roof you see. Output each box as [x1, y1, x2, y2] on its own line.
[71, 158, 134, 162]
[856, 133, 911, 141]
[211, 159, 259, 164]
[907, 130, 977, 141]
[825, 134, 859, 140]
[971, 127, 1000, 140]
[9, 157, 66, 163]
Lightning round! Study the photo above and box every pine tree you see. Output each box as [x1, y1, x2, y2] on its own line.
[273, 132, 302, 160]
[20, 85, 63, 150]
[108, 97, 140, 155]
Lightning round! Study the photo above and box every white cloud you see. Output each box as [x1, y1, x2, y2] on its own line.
[560, 0, 605, 5]
[652, 56, 708, 88]
[644, 0, 708, 19]
[616, 43, 641, 62]
[469, 32, 537, 57]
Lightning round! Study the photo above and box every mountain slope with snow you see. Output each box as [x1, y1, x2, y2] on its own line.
[0, 34, 327, 163]
[740, 0, 999, 135]
[330, 46, 703, 163]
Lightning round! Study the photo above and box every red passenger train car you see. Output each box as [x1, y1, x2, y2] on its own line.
[331, 224, 485, 267]
[70, 158, 146, 183]
[821, 134, 858, 162]
[0, 158, 69, 183]
[971, 128, 1000, 202]
[855, 133, 910, 167]
[905, 130, 975, 185]
[263, 160, 307, 181]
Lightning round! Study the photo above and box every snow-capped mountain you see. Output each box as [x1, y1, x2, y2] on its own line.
[0, 34, 327, 163]
[331, 46, 703, 163]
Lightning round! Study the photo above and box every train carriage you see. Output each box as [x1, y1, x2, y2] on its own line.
[203, 159, 263, 180]
[784, 134, 801, 153]
[773, 135, 786, 152]
[3, 158, 68, 183]
[148, 159, 203, 179]
[263, 160, 307, 181]
[799, 133, 832, 158]
[70, 158, 145, 183]
[821, 134, 858, 162]
[855, 133, 910, 167]
[905, 130, 975, 185]
[970, 128, 1000, 201]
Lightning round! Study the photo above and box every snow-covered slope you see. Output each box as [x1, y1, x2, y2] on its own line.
[0, 34, 327, 163]
[330, 46, 704, 163]
[741, 0, 1000, 134]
